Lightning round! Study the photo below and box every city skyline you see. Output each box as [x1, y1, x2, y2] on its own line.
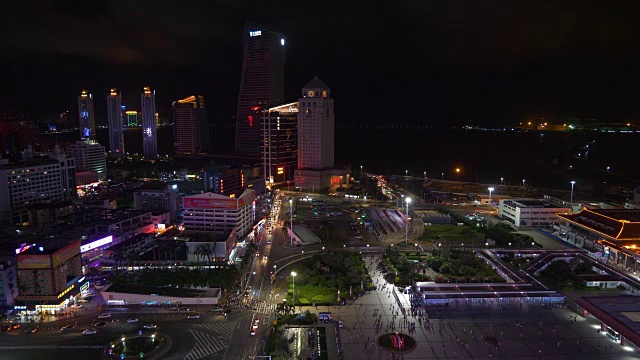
[4, 2, 640, 127]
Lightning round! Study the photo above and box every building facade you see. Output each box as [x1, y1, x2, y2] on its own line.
[77, 89, 95, 140]
[0, 259, 17, 307]
[235, 22, 286, 156]
[67, 140, 106, 180]
[294, 77, 349, 189]
[107, 88, 125, 157]
[141, 86, 158, 159]
[173, 95, 211, 156]
[183, 189, 256, 239]
[262, 102, 298, 184]
[134, 186, 180, 223]
[0, 150, 76, 224]
[126, 111, 139, 127]
[498, 198, 570, 227]
[204, 166, 244, 196]
[16, 240, 84, 314]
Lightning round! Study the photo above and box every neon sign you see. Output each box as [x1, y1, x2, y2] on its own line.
[249, 30, 262, 37]
[81, 236, 113, 253]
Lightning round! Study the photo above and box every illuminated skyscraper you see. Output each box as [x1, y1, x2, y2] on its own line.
[262, 102, 298, 184]
[141, 87, 157, 159]
[107, 88, 124, 157]
[235, 22, 286, 157]
[173, 95, 211, 156]
[77, 89, 95, 140]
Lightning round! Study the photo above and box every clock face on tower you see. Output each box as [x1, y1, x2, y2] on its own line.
[307, 90, 315, 97]
[322, 91, 327, 98]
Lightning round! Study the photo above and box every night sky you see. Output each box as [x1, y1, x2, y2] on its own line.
[2, 0, 640, 125]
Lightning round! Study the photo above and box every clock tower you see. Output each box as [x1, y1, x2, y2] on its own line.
[298, 76, 334, 170]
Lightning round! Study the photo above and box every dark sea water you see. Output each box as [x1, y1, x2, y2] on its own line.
[72, 126, 640, 190]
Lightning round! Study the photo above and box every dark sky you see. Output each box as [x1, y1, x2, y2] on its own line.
[2, 0, 640, 125]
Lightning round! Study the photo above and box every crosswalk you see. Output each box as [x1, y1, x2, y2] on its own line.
[183, 321, 237, 360]
[193, 321, 236, 339]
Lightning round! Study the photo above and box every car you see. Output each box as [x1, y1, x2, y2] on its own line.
[143, 323, 157, 329]
[187, 314, 201, 319]
[252, 323, 258, 330]
[24, 328, 38, 334]
[82, 328, 97, 336]
[94, 321, 107, 327]
[254, 317, 260, 323]
[61, 325, 75, 331]
[209, 308, 224, 313]
[267, 240, 271, 244]
[127, 318, 139, 323]
[339, 321, 343, 328]
[98, 313, 111, 319]
[268, 230, 272, 234]
[1, 325, 12, 332]
[250, 329, 256, 336]
[11, 324, 20, 330]
[252, 306, 257, 311]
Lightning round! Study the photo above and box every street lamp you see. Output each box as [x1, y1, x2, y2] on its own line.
[456, 168, 460, 182]
[570, 181, 576, 203]
[500, 177, 504, 185]
[401, 194, 404, 209]
[488, 187, 494, 215]
[405, 197, 412, 245]
[424, 171, 426, 177]
[522, 179, 526, 187]
[441, 172, 444, 180]
[508, 242, 511, 249]
[301, 250, 304, 259]
[291, 272, 297, 303]
[405, 170, 408, 177]
[289, 199, 293, 246]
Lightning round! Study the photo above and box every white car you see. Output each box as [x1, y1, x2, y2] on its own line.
[82, 328, 97, 336]
[187, 314, 201, 319]
[143, 324, 157, 329]
[339, 321, 343, 328]
[127, 318, 139, 323]
[97, 313, 111, 319]
[250, 329, 256, 336]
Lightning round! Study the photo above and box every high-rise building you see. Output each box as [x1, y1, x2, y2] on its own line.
[294, 77, 349, 189]
[107, 88, 125, 157]
[67, 140, 106, 180]
[182, 189, 256, 239]
[77, 89, 95, 140]
[126, 111, 139, 127]
[0, 146, 76, 224]
[235, 22, 286, 156]
[262, 102, 298, 184]
[121, 105, 127, 128]
[173, 95, 211, 156]
[141, 87, 157, 159]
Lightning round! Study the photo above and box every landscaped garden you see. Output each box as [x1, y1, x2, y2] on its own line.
[107, 335, 165, 359]
[285, 251, 374, 305]
[538, 259, 605, 290]
[381, 248, 505, 285]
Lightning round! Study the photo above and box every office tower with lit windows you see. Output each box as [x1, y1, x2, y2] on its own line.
[235, 22, 286, 157]
[295, 77, 349, 189]
[262, 102, 298, 184]
[107, 89, 124, 157]
[67, 140, 106, 180]
[77, 89, 95, 140]
[141, 87, 157, 159]
[173, 95, 211, 156]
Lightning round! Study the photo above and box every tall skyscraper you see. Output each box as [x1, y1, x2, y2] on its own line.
[77, 89, 95, 140]
[295, 77, 349, 190]
[173, 95, 211, 156]
[235, 22, 286, 157]
[107, 88, 124, 157]
[262, 102, 298, 184]
[141, 86, 157, 159]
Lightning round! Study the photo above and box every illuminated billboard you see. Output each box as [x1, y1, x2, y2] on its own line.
[17, 255, 51, 269]
[183, 197, 238, 210]
[81, 236, 113, 253]
[15, 243, 36, 255]
[52, 240, 81, 268]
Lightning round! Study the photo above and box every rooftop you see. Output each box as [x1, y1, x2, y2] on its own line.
[509, 199, 563, 208]
[575, 296, 640, 347]
[292, 225, 322, 245]
[104, 283, 220, 298]
[302, 76, 330, 91]
[557, 208, 640, 240]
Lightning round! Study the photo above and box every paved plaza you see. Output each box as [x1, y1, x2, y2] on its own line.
[321, 255, 640, 359]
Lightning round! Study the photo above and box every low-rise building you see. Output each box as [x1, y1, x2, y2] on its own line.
[498, 198, 570, 227]
[183, 189, 256, 239]
[16, 240, 85, 314]
[75, 171, 100, 186]
[287, 225, 322, 246]
[101, 284, 220, 306]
